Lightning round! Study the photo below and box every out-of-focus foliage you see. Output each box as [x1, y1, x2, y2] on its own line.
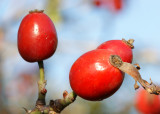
[46, 0, 62, 23]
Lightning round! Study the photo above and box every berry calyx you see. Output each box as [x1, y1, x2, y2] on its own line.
[122, 39, 134, 49]
[29, 9, 44, 13]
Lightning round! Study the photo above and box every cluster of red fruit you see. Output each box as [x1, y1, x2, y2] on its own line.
[92, 0, 123, 12]
[18, 9, 133, 101]
[17, 10, 160, 114]
[70, 39, 133, 101]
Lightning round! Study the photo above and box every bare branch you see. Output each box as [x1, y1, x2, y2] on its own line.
[109, 55, 160, 95]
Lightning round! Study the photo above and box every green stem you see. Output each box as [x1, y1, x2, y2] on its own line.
[38, 61, 45, 82]
[27, 61, 77, 114]
[36, 61, 46, 106]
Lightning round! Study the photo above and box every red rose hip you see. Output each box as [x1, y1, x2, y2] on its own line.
[18, 10, 58, 62]
[69, 49, 124, 101]
[97, 39, 134, 63]
[92, 0, 123, 12]
[135, 88, 160, 114]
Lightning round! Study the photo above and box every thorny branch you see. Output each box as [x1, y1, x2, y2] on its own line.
[109, 55, 160, 95]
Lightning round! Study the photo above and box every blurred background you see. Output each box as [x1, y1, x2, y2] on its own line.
[0, 0, 160, 113]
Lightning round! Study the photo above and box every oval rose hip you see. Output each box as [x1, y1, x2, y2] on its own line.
[97, 39, 134, 63]
[69, 49, 124, 101]
[135, 89, 160, 114]
[18, 10, 58, 62]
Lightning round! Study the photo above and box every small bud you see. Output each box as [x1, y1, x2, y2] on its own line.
[63, 90, 68, 98]
[41, 88, 47, 95]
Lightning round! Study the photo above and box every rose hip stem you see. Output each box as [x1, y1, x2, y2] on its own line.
[109, 55, 160, 95]
[36, 61, 47, 106]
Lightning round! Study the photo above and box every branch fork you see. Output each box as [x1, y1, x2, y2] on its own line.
[24, 61, 77, 114]
[49, 91, 77, 113]
[109, 55, 160, 95]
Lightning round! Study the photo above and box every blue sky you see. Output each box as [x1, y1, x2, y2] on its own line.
[1, 0, 160, 93]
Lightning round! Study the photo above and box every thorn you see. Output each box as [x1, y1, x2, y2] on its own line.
[134, 81, 139, 90]
[63, 90, 68, 99]
[134, 84, 139, 90]
[143, 79, 150, 85]
[22, 107, 32, 113]
[134, 63, 140, 70]
[22, 107, 28, 112]
[150, 78, 153, 85]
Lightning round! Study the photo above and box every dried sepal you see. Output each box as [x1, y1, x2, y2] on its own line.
[122, 38, 134, 49]
[109, 55, 160, 95]
[134, 63, 141, 70]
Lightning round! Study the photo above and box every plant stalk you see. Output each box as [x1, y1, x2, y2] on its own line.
[36, 61, 47, 106]
[26, 61, 77, 114]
